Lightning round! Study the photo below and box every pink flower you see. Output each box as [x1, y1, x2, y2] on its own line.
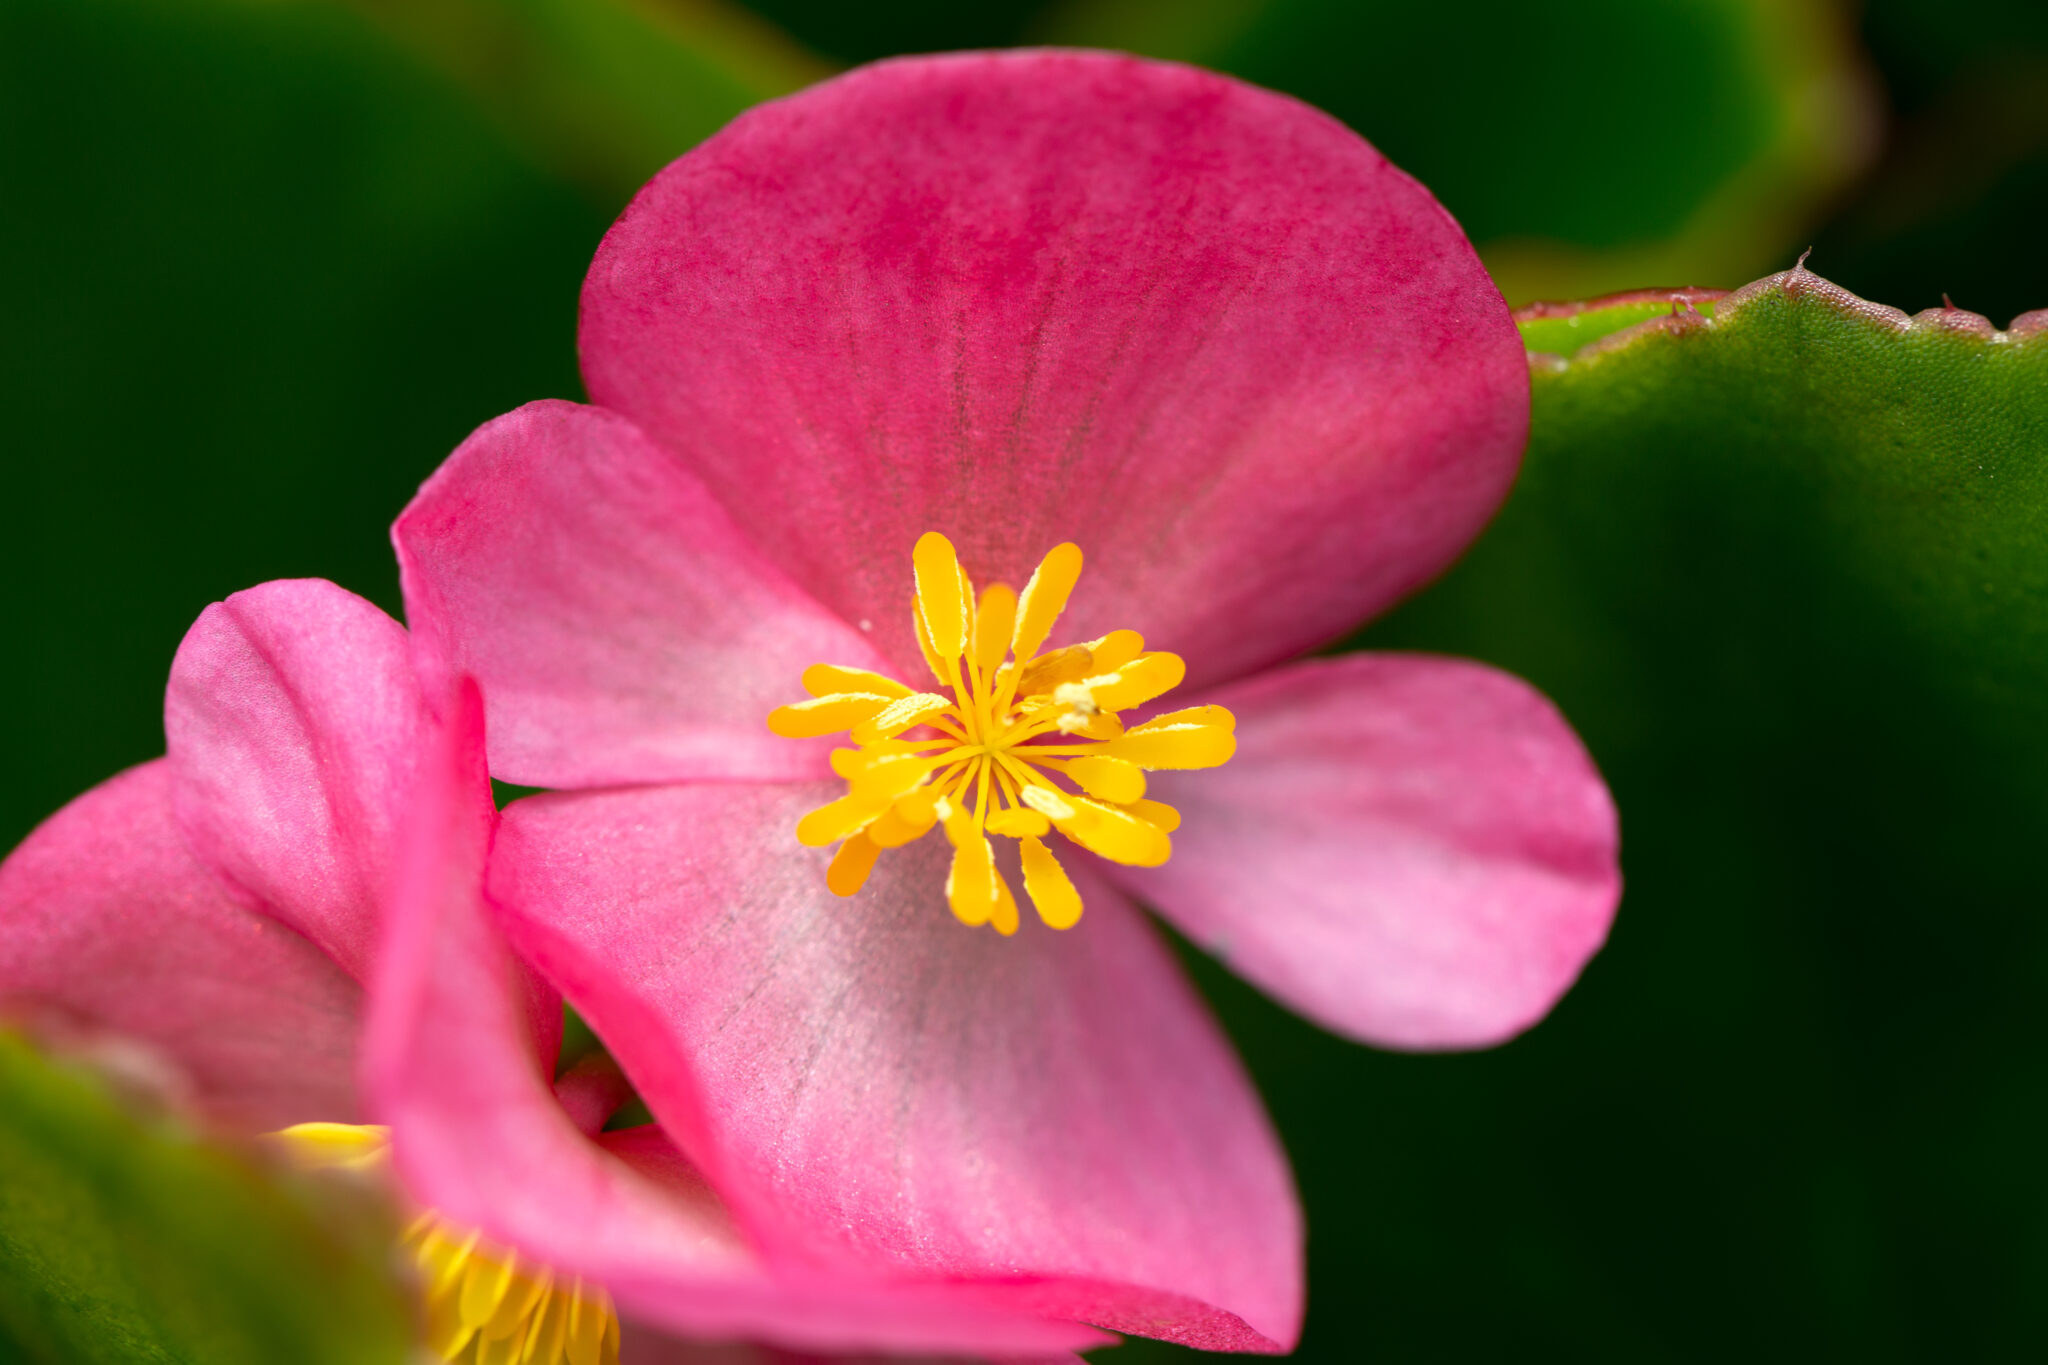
[0, 579, 1107, 1359]
[393, 50, 1622, 1355]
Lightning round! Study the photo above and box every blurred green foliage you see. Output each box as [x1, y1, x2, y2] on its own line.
[338, 0, 826, 195]
[1813, 0, 2048, 323]
[0, 0, 609, 848]
[0, 1031, 409, 1363]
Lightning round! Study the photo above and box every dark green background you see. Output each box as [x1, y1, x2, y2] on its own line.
[4, 0, 2045, 1360]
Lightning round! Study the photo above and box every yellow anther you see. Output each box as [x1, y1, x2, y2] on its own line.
[913, 596, 948, 682]
[913, 532, 970, 660]
[1148, 703, 1236, 732]
[1020, 836, 1083, 929]
[483, 1263, 550, 1341]
[893, 786, 941, 828]
[796, 792, 883, 847]
[1018, 783, 1079, 822]
[268, 1124, 619, 1365]
[850, 692, 953, 743]
[566, 1281, 613, 1365]
[990, 868, 1021, 937]
[767, 693, 894, 738]
[945, 827, 999, 927]
[1107, 710, 1237, 770]
[1068, 710, 1125, 740]
[1059, 796, 1173, 867]
[1084, 652, 1186, 713]
[1012, 542, 1083, 660]
[460, 1243, 519, 1329]
[1049, 680, 1099, 734]
[1082, 629, 1145, 675]
[972, 584, 1017, 674]
[862, 801, 922, 849]
[1063, 755, 1147, 805]
[1130, 798, 1182, 832]
[772, 533, 1231, 934]
[986, 807, 1051, 838]
[1017, 644, 1095, 697]
[803, 663, 914, 700]
[270, 1121, 390, 1171]
[828, 832, 881, 895]
[839, 749, 932, 798]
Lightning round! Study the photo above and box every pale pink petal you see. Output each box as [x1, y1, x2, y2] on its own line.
[582, 50, 1525, 687]
[0, 761, 360, 1129]
[491, 782, 1302, 1353]
[1112, 655, 1620, 1050]
[368, 684, 1104, 1356]
[395, 402, 889, 789]
[164, 578, 426, 983]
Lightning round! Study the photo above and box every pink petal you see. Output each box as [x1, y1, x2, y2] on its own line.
[582, 50, 1526, 687]
[0, 761, 360, 1129]
[490, 782, 1303, 1353]
[165, 579, 427, 983]
[617, 1317, 1083, 1365]
[395, 402, 889, 789]
[369, 683, 1104, 1357]
[1112, 655, 1620, 1050]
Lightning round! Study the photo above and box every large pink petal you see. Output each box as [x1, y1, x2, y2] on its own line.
[164, 579, 426, 983]
[1112, 655, 1620, 1050]
[491, 782, 1302, 1353]
[582, 50, 1526, 687]
[0, 761, 360, 1129]
[395, 401, 889, 789]
[368, 683, 1105, 1356]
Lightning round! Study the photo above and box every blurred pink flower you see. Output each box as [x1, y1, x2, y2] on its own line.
[0, 579, 1101, 1360]
[393, 49, 1621, 1356]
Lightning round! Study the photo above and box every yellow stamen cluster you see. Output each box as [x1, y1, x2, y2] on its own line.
[270, 1123, 620, 1365]
[767, 532, 1235, 934]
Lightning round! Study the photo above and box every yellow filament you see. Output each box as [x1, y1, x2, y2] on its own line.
[268, 1124, 620, 1365]
[771, 532, 1233, 933]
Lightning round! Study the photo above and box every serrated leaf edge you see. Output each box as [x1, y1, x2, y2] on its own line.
[1528, 265, 2048, 370]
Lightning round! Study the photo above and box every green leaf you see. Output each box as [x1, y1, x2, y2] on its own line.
[1040, 0, 1879, 303]
[1516, 287, 1723, 358]
[0, 1031, 410, 1364]
[1218, 272, 2048, 1357]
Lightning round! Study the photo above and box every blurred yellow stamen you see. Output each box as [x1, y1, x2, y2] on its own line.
[270, 1123, 620, 1365]
[767, 532, 1234, 933]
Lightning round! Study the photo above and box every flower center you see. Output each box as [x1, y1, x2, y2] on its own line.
[767, 532, 1235, 934]
[269, 1123, 620, 1365]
